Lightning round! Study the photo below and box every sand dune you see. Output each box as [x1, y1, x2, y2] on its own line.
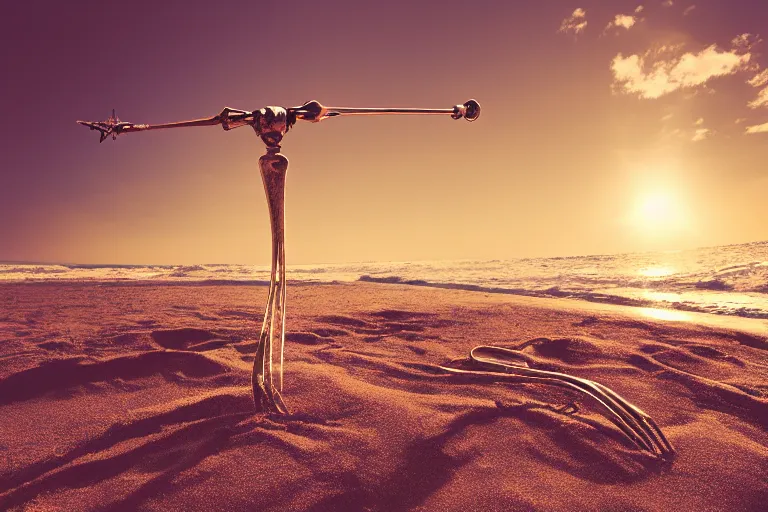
[1, 282, 766, 511]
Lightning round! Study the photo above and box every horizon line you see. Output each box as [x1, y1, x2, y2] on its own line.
[2, 238, 766, 268]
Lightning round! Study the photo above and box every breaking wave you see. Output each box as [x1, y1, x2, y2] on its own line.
[2, 240, 767, 319]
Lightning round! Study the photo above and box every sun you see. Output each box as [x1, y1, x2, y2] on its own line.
[639, 194, 674, 224]
[631, 191, 689, 232]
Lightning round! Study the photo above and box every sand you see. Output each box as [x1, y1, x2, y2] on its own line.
[0, 281, 766, 511]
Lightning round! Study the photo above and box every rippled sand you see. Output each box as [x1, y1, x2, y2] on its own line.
[1, 282, 766, 511]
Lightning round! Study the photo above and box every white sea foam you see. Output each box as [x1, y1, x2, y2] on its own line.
[2, 241, 767, 319]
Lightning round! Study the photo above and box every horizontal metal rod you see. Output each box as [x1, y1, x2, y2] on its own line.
[123, 116, 225, 132]
[77, 99, 479, 143]
[326, 107, 455, 116]
[328, 107, 453, 114]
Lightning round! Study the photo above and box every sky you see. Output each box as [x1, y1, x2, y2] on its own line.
[1, 0, 767, 265]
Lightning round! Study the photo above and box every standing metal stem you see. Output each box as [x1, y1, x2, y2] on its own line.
[253, 149, 289, 414]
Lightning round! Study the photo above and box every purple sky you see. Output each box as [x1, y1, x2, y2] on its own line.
[1, 0, 767, 264]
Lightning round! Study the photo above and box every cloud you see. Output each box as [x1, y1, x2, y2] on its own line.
[745, 122, 768, 134]
[559, 8, 587, 35]
[611, 45, 752, 99]
[635, 5, 645, 13]
[691, 128, 711, 141]
[662, 0, 674, 7]
[748, 86, 768, 108]
[731, 33, 762, 52]
[683, 5, 696, 15]
[748, 69, 768, 87]
[606, 14, 638, 31]
[694, 117, 704, 125]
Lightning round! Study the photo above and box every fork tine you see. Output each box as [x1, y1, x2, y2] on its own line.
[435, 344, 675, 458]
[563, 374, 662, 455]
[437, 365, 656, 453]
[590, 380, 674, 456]
[645, 415, 675, 455]
[469, 346, 663, 454]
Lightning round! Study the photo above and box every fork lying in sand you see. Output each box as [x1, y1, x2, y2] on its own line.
[436, 345, 675, 459]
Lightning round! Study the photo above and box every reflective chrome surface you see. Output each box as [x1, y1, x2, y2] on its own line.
[288, 99, 481, 123]
[437, 345, 675, 459]
[76, 100, 480, 143]
[254, 150, 289, 414]
[77, 99, 482, 415]
[78, 98, 674, 459]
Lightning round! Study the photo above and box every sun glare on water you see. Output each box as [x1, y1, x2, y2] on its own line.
[638, 307, 692, 322]
[638, 266, 675, 278]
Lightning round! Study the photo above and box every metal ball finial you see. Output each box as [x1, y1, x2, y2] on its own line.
[452, 100, 481, 121]
[463, 99, 481, 121]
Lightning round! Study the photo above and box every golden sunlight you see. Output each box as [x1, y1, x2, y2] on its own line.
[638, 307, 693, 322]
[630, 190, 690, 233]
[637, 266, 675, 277]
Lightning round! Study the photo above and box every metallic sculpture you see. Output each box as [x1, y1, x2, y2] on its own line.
[78, 98, 674, 459]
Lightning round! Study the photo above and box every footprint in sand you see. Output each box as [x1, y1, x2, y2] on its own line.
[285, 332, 336, 345]
[316, 315, 376, 329]
[0, 351, 229, 406]
[317, 310, 444, 342]
[232, 328, 344, 355]
[151, 328, 228, 352]
[36, 340, 75, 351]
[517, 337, 606, 365]
[686, 344, 745, 366]
[369, 309, 435, 322]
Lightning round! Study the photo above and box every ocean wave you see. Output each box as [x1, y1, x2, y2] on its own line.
[3, 240, 767, 318]
[695, 279, 734, 291]
[359, 275, 768, 319]
[0, 266, 68, 274]
[167, 265, 207, 277]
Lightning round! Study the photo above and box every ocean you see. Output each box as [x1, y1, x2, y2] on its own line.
[2, 240, 767, 320]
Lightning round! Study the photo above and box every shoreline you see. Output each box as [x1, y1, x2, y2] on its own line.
[3, 279, 767, 338]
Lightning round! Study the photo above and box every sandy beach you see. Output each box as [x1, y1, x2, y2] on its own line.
[1, 281, 766, 511]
